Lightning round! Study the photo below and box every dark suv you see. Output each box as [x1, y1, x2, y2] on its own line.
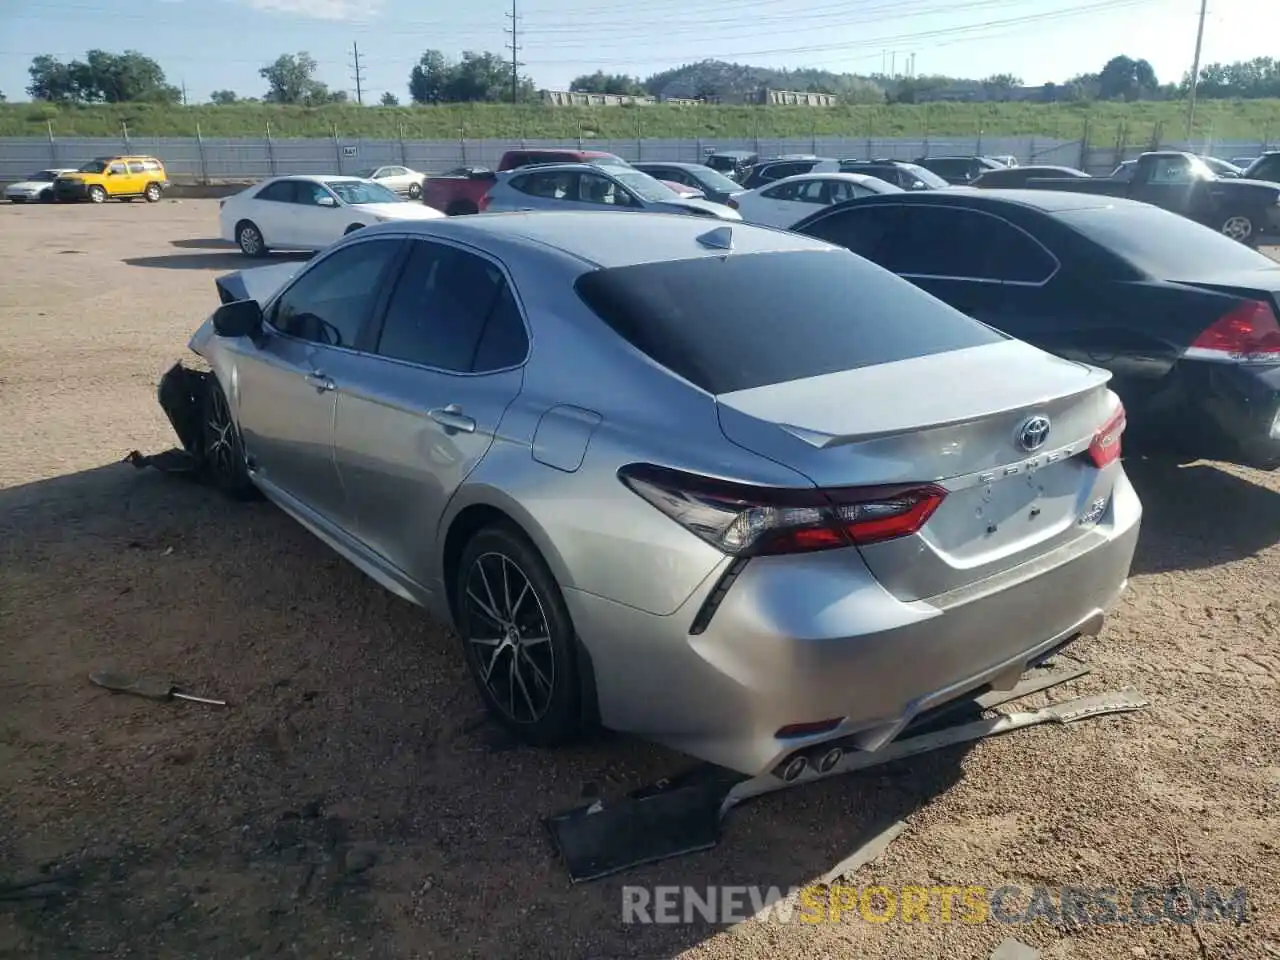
[913, 155, 1007, 185]
[738, 156, 832, 189]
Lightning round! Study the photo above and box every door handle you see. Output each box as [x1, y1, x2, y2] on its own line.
[428, 404, 476, 433]
[304, 371, 335, 392]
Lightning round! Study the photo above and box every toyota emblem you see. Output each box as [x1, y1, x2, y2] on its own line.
[1017, 415, 1051, 452]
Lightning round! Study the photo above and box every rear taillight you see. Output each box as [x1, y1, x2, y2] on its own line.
[478, 193, 492, 212]
[1088, 403, 1127, 469]
[1189, 300, 1280, 360]
[618, 464, 946, 557]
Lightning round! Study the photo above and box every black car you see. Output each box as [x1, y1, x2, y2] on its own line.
[630, 161, 744, 205]
[913, 155, 1007, 185]
[792, 190, 1280, 468]
[971, 165, 1092, 188]
[834, 160, 950, 191]
[738, 156, 832, 190]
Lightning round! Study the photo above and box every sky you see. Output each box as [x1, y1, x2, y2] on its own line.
[0, 0, 1277, 105]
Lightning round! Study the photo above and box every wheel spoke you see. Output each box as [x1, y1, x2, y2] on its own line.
[467, 551, 556, 725]
[466, 588, 504, 629]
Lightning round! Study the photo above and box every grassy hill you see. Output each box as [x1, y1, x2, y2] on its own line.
[2, 99, 1279, 143]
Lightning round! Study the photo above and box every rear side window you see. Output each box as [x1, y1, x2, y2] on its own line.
[256, 180, 295, 202]
[1057, 205, 1279, 278]
[374, 240, 527, 372]
[574, 250, 1004, 395]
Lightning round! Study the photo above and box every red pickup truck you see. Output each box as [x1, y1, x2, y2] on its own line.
[423, 148, 631, 215]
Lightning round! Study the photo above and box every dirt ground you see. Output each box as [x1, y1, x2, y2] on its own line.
[1, 199, 1278, 960]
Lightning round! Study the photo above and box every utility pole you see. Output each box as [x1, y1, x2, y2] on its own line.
[890, 51, 896, 78]
[1185, 0, 1208, 139]
[503, 0, 522, 104]
[181, 80, 187, 105]
[350, 41, 365, 105]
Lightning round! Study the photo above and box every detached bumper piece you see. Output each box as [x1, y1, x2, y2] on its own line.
[125, 363, 214, 480]
[545, 668, 1148, 883]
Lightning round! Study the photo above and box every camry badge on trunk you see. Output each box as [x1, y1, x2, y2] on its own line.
[1016, 415, 1051, 452]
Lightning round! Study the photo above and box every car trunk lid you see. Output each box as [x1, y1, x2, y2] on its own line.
[715, 339, 1121, 600]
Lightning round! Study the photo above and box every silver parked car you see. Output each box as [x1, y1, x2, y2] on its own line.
[182, 211, 1141, 779]
[479, 162, 740, 220]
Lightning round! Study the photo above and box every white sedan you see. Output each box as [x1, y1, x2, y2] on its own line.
[5, 168, 76, 203]
[218, 175, 445, 258]
[728, 172, 904, 229]
[353, 164, 427, 199]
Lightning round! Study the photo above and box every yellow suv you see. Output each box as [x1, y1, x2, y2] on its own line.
[53, 155, 170, 204]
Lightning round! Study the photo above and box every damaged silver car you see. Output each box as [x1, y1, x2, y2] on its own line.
[154, 212, 1141, 780]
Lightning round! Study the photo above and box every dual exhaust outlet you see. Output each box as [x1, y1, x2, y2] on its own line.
[776, 744, 847, 783]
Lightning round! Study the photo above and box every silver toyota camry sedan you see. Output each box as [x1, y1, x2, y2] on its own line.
[183, 211, 1141, 779]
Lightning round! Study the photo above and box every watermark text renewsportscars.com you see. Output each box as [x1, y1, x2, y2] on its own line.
[621, 884, 1249, 926]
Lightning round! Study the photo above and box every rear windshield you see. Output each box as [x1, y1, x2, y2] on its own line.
[1058, 205, 1278, 278]
[574, 249, 1005, 394]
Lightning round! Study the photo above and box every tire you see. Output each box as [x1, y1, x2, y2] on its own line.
[235, 220, 268, 258]
[408, 182, 422, 199]
[344, 223, 364, 235]
[445, 200, 478, 216]
[87, 185, 107, 204]
[1220, 213, 1255, 245]
[200, 379, 257, 500]
[454, 524, 582, 747]
[144, 182, 162, 202]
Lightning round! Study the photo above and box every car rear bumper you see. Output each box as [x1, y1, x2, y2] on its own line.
[567, 468, 1142, 776]
[1137, 359, 1280, 468]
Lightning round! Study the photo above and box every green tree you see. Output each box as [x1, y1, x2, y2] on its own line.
[569, 71, 646, 96]
[210, 89, 239, 105]
[380, 91, 399, 106]
[1097, 55, 1157, 101]
[981, 73, 1022, 100]
[408, 50, 450, 104]
[260, 52, 336, 105]
[408, 49, 535, 103]
[26, 50, 178, 103]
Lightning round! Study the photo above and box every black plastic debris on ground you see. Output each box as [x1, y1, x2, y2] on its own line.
[545, 766, 744, 883]
[125, 362, 214, 481]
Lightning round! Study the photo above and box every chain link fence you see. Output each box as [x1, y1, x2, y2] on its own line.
[1, 133, 1272, 182]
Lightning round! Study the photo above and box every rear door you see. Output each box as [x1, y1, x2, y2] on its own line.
[330, 239, 528, 585]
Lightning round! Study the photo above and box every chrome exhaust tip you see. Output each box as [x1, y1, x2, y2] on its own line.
[817, 747, 844, 774]
[781, 756, 808, 782]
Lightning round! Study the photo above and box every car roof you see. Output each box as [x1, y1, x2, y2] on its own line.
[766, 172, 892, 186]
[634, 161, 708, 170]
[498, 162, 627, 176]
[856, 187, 1149, 213]
[368, 211, 836, 269]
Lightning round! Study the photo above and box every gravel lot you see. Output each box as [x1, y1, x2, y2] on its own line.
[1, 199, 1278, 960]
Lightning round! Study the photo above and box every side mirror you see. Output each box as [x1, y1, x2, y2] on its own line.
[213, 299, 263, 339]
[317, 195, 338, 208]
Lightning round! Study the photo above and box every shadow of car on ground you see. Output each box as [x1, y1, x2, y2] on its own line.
[0, 462, 975, 958]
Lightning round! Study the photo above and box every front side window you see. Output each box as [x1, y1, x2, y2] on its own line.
[293, 181, 335, 206]
[127, 162, 145, 174]
[577, 173, 636, 206]
[374, 241, 527, 372]
[268, 239, 403, 347]
[108, 162, 126, 175]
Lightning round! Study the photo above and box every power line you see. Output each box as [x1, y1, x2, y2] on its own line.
[350, 40, 365, 105]
[503, 0, 523, 104]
